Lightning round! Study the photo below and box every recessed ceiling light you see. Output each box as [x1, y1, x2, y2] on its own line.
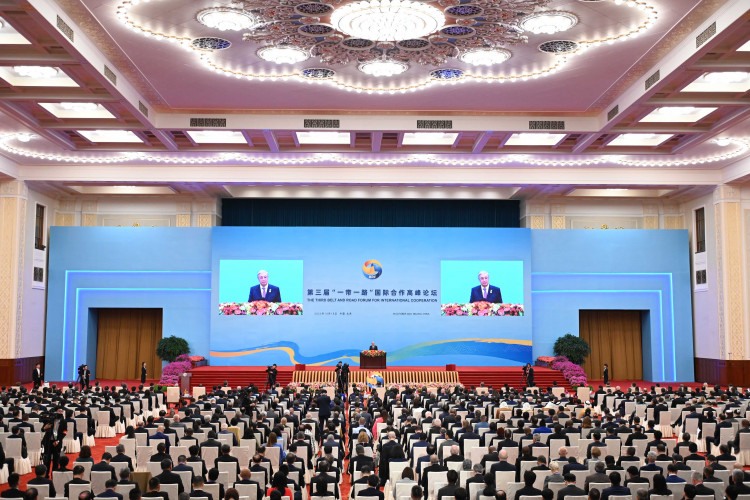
[0, 66, 78, 87]
[0, 17, 31, 44]
[567, 188, 673, 198]
[520, 11, 578, 35]
[77, 130, 144, 143]
[460, 48, 511, 66]
[358, 60, 408, 77]
[402, 132, 458, 145]
[505, 133, 566, 146]
[196, 7, 257, 31]
[640, 106, 717, 123]
[13, 66, 58, 78]
[67, 185, 176, 195]
[39, 102, 115, 119]
[296, 131, 350, 144]
[257, 45, 309, 64]
[607, 133, 673, 147]
[682, 72, 750, 92]
[185, 130, 247, 144]
[15, 133, 34, 142]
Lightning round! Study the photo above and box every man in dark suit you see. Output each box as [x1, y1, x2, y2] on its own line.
[1, 473, 23, 499]
[514, 470, 542, 500]
[64, 465, 91, 498]
[369, 342, 378, 350]
[117, 468, 141, 496]
[190, 476, 214, 500]
[600, 471, 630, 500]
[32, 364, 43, 389]
[248, 270, 281, 303]
[111, 444, 134, 472]
[469, 271, 502, 303]
[215, 444, 241, 476]
[98, 479, 124, 500]
[310, 461, 339, 499]
[28, 464, 55, 497]
[316, 390, 332, 435]
[557, 473, 586, 500]
[358, 474, 385, 500]
[92, 452, 118, 481]
[349, 445, 374, 475]
[437, 470, 459, 500]
[155, 459, 185, 494]
[420, 455, 448, 499]
[234, 468, 263, 500]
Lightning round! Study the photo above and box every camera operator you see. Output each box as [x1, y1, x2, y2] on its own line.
[265, 364, 277, 392]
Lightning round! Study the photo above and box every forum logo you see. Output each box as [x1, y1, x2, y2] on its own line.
[362, 259, 383, 279]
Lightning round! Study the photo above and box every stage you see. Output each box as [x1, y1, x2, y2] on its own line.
[187, 365, 570, 390]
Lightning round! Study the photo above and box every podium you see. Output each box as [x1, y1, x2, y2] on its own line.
[360, 351, 386, 369]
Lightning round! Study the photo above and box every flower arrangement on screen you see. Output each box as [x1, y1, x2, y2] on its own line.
[361, 350, 386, 357]
[441, 302, 524, 316]
[549, 355, 588, 387]
[219, 301, 303, 315]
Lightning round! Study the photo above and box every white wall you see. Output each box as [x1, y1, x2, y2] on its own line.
[20, 188, 57, 357]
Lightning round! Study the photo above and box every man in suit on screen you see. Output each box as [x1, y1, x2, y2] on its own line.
[469, 270, 503, 303]
[248, 270, 282, 302]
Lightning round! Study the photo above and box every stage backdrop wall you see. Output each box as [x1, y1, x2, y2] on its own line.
[44, 227, 693, 382]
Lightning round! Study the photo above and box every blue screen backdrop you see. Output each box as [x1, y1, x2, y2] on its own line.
[44, 226, 694, 382]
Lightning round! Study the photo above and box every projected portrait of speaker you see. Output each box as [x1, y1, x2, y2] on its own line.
[248, 269, 282, 302]
[469, 270, 503, 303]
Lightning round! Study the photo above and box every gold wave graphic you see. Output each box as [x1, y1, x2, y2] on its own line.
[209, 337, 531, 364]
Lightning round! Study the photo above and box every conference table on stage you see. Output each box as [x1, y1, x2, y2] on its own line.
[360, 350, 386, 369]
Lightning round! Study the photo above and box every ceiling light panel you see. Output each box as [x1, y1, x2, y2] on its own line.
[402, 133, 459, 145]
[0, 66, 78, 87]
[185, 130, 247, 144]
[738, 40, 750, 52]
[607, 133, 673, 147]
[67, 185, 176, 195]
[640, 106, 717, 123]
[296, 131, 351, 144]
[0, 17, 31, 44]
[682, 72, 750, 92]
[38, 102, 115, 119]
[77, 130, 144, 143]
[505, 133, 566, 146]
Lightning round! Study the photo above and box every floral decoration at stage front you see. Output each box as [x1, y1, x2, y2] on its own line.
[441, 302, 524, 316]
[219, 300, 303, 315]
[360, 350, 386, 357]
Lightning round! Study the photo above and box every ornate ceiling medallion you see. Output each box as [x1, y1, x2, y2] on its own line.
[116, 0, 661, 93]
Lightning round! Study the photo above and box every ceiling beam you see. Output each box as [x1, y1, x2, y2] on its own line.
[471, 131, 492, 154]
[0, 88, 117, 101]
[150, 130, 179, 152]
[371, 132, 382, 153]
[262, 129, 279, 153]
[646, 95, 750, 106]
[240, 130, 254, 147]
[0, 49, 76, 64]
[572, 133, 602, 154]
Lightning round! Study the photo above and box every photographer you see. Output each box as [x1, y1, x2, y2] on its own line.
[265, 364, 277, 392]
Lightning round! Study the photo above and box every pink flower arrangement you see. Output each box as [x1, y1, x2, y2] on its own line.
[550, 355, 588, 387]
[159, 354, 193, 386]
[441, 302, 524, 316]
[219, 301, 303, 316]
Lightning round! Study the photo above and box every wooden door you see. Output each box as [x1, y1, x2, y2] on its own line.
[96, 308, 163, 380]
[579, 310, 643, 381]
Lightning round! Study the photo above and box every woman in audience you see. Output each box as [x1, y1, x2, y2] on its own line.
[77, 445, 94, 463]
[224, 488, 239, 500]
[393, 467, 417, 500]
[267, 432, 286, 461]
[123, 426, 136, 439]
[268, 472, 293, 500]
[647, 474, 671, 499]
[357, 431, 373, 452]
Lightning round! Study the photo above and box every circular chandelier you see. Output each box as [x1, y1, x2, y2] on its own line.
[257, 45, 309, 64]
[196, 7, 257, 31]
[460, 48, 512, 66]
[330, 0, 446, 42]
[358, 59, 408, 76]
[520, 11, 578, 35]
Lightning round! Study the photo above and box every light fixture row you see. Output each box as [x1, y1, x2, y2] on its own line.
[0, 134, 745, 169]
